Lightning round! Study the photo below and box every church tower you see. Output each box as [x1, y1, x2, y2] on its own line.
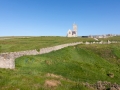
[73, 23, 77, 31]
[73, 23, 77, 36]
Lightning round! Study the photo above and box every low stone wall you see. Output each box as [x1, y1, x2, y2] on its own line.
[85, 41, 119, 45]
[0, 41, 119, 69]
[0, 42, 82, 69]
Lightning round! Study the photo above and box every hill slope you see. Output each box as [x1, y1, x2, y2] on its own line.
[0, 44, 120, 90]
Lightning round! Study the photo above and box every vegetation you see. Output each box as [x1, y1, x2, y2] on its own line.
[0, 43, 120, 89]
[0, 36, 94, 53]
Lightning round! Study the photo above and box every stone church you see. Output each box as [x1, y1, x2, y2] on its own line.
[67, 24, 77, 37]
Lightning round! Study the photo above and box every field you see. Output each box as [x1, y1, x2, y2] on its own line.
[0, 36, 94, 53]
[0, 36, 120, 90]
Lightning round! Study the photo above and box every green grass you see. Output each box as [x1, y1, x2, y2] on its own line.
[0, 36, 94, 53]
[0, 43, 120, 89]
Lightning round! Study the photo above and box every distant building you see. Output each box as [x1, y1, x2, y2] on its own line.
[82, 36, 89, 38]
[67, 24, 77, 37]
[89, 34, 115, 38]
[89, 35, 107, 38]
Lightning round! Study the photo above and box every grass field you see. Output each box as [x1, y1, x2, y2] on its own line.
[0, 36, 95, 53]
[0, 41, 120, 89]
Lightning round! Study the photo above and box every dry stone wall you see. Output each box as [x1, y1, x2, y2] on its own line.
[0, 41, 119, 69]
[0, 42, 82, 69]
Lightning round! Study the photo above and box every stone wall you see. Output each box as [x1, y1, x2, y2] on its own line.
[0, 41, 119, 69]
[0, 42, 82, 69]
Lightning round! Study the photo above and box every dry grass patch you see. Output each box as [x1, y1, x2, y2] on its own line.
[44, 79, 61, 88]
[46, 73, 74, 84]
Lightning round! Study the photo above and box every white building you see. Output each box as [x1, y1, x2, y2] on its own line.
[67, 24, 77, 37]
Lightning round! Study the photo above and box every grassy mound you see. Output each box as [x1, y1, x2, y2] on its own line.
[0, 43, 120, 89]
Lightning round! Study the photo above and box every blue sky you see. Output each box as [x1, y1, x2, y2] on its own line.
[0, 0, 120, 36]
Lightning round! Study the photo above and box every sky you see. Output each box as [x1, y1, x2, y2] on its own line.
[0, 0, 120, 36]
